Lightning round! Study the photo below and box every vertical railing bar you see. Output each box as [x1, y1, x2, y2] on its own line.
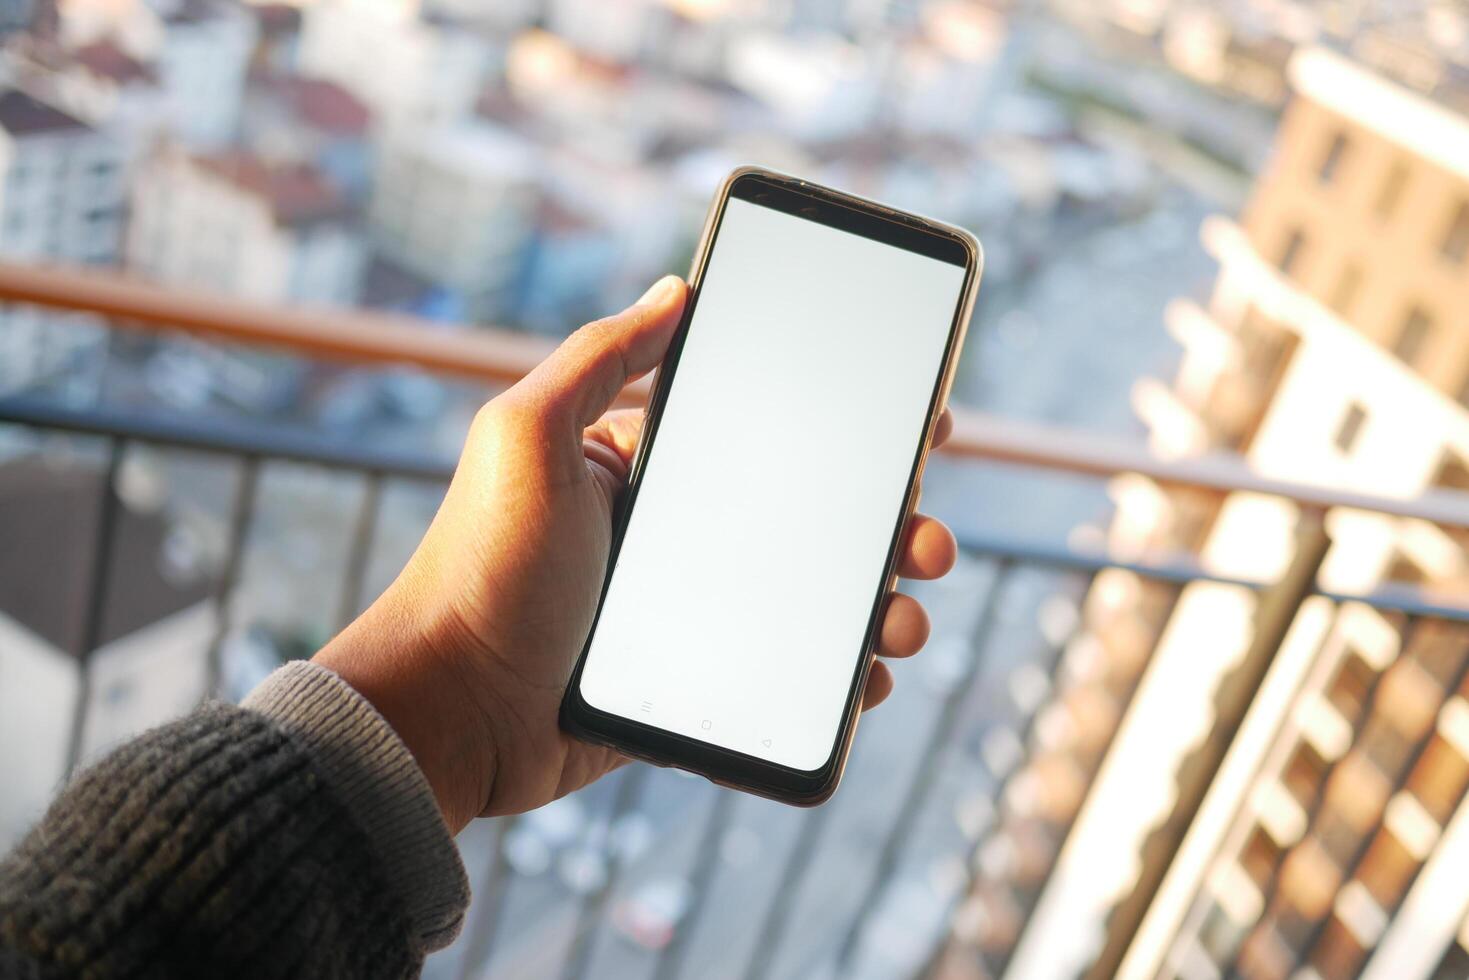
[335, 471, 383, 632]
[651, 787, 738, 980]
[916, 568, 1098, 980]
[1292, 614, 1463, 974]
[202, 455, 261, 702]
[561, 764, 651, 980]
[740, 803, 835, 980]
[456, 815, 519, 980]
[829, 559, 1015, 978]
[62, 435, 125, 779]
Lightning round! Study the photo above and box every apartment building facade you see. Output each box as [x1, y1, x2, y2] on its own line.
[935, 46, 1469, 980]
[0, 88, 123, 395]
[368, 121, 539, 323]
[128, 147, 365, 307]
[154, 0, 256, 149]
[1125, 45, 1469, 980]
[296, 0, 491, 130]
[125, 148, 365, 412]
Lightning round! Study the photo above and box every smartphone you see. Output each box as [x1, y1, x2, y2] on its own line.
[560, 167, 982, 805]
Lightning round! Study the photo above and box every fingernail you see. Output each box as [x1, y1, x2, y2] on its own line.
[636, 275, 680, 306]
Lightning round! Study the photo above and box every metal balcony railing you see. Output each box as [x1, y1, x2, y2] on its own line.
[1, 261, 1467, 980]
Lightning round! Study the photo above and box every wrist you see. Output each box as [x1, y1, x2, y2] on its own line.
[242, 660, 472, 947]
[315, 583, 497, 835]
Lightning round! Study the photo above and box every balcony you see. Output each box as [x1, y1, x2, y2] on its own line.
[1, 261, 1468, 980]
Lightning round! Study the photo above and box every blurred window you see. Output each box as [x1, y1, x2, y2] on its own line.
[1237, 306, 1282, 371]
[1356, 829, 1418, 910]
[1361, 716, 1416, 777]
[1317, 131, 1349, 184]
[1407, 734, 1469, 825]
[1435, 452, 1469, 493]
[1274, 901, 1316, 952]
[1384, 551, 1428, 589]
[1374, 161, 1409, 218]
[1334, 402, 1367, 453]
[1318, 811, 1368, 869]
[1237, 920, 1294, 977]
[1241, 824, 1283, 891]
[1440, 201, 1469, 263]
[1328, 261, 1363, 318]
[1409, 620, 1469, 689]
[1326, 651, 1375, 726]
[1311, 914, 1368, 980]
[1277, 227, 1306, 278]
[1199, 900, 1248, 962]
[1284, 739, 1329, 807]
[1392, 306, 1433, 366]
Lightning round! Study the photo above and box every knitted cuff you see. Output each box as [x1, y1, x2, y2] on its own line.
[243, 660, 470, 951]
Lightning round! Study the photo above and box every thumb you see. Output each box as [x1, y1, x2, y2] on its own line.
[520, 276, 686, 428]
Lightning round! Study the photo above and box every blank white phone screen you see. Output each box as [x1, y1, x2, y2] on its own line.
[578, 197, 967, 771]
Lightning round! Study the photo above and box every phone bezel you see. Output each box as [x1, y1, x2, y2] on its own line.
[559, 167, 983, 805]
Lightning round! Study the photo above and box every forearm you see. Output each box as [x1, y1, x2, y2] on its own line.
[0, 662, 468, 979]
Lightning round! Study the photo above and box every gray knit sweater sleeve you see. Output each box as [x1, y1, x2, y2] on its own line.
[0, 661, 470, 979]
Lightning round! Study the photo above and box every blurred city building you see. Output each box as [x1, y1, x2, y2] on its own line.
[152, 0, 256, 149]
[240, 73, 373, 201]
[0, 453, 218, 849]
[0, 88, 120, 394]
[369, 121, 538, 322]
[129, 147, 365, 305]
[0, 88, 120, 264]
[125, 147, 364, 413]
[55, 39, 169, 167]
[934, 43, 1469, 980]
[297, 0, 494, 129]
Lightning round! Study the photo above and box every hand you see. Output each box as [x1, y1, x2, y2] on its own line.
[316, 276, 960, 833]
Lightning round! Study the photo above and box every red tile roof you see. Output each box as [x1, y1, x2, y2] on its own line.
[0, 89, 89, 136]
[195, 152, 355, 227]
[74, 39, 157, 86]
[0, 456, 213, 656]
[268, 75, 372, 137]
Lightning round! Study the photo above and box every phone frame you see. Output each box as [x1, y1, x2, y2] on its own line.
[559, 166, 983, 805]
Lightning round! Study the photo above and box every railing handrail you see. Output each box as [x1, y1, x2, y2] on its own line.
[2, 259, 1468, 530]
[4, 395, 1466, 624]
[0, 396, 455, 481]
[0, 260, 568, 389]
[946, 412, 1469, 529]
